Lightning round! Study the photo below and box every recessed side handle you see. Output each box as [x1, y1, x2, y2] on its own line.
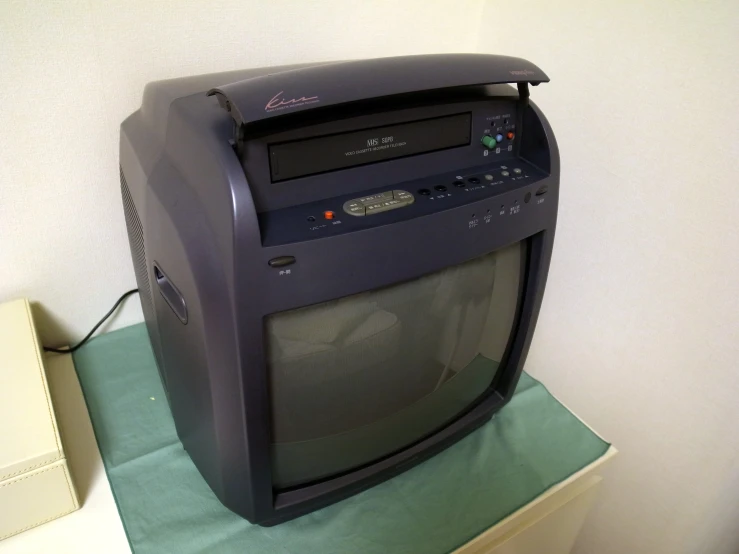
[153, 263, 188, 324]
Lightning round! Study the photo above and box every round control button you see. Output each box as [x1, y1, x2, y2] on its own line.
[501, 171, 510, 177]
[307, 216, 315, 222]
[513, 168, 522, 174]
[507, 131, 515, 140]
[324, 211, 335, 220]
[418, 188, 431, 195]
[468, 177, 480, 184]
[453, 180, 466, 187]
[485, 174, 493, 181]
[495, 134, 504, 142]
[481, 135, 496, 148]
[434, 185, 447, 191]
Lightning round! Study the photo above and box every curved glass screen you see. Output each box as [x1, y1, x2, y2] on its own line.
[266, 241, 524, 488]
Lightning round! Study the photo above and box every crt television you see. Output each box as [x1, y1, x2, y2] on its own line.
[119, 54, 558, 525]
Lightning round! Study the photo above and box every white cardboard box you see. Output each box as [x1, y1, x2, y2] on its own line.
[0, 299, 79, 541]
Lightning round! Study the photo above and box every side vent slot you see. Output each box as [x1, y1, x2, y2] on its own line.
[120, 167, 154, 316]
[119, 167, 167, 388]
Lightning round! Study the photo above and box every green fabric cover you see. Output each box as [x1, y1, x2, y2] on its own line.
[73, 323, 609, 554]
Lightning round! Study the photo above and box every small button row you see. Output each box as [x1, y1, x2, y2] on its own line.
[343, 190, 415, 216]
[419, 168, 525, 194]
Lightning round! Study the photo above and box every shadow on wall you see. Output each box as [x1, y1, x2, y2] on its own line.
[32, 303, 72, 349]
[32, 301, 133, 350]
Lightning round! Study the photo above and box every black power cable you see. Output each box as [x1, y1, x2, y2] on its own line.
[43, 289, 139, 354]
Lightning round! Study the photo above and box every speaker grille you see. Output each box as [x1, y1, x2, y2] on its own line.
[120, 167, 155, 328]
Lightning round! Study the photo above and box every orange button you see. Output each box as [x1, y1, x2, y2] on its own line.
[507, 131, 515, 140]
[324, 210, 335, 220]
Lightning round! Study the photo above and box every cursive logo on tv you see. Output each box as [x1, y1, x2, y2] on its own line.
[265, 91, 319, 112]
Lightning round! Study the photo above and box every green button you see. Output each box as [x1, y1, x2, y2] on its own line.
[481, 135, 497, 149]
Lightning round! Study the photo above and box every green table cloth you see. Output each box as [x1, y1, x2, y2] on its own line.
[73, 323, 608, 554]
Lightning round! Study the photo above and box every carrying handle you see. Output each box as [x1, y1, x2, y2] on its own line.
[154, 263, 188, 324]
[207, 54, 548, 131]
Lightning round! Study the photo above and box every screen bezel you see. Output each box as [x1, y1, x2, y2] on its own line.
[266, 229, 552, 516]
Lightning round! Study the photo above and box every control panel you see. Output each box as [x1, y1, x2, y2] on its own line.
[342, 190, 415, 217]
[479, 114, 517, 155]
[259, 159, 550, 247]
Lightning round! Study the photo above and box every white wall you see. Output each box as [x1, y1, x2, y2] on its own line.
[0, 0, 484, 345]
[477, 1, 739, 553]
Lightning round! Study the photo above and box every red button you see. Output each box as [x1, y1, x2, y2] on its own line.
[507, 132, 515, 140]
[324, 211, 335, 220]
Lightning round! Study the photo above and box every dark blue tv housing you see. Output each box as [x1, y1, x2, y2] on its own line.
[119, 54, 558, 525]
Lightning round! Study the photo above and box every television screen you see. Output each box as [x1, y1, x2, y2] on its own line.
[267, 241, 524, 487]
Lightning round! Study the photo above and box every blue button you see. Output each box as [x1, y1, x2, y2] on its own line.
[495, 134, 504, 142]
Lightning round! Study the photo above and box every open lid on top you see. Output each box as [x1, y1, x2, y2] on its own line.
[207, 54, 548, 128]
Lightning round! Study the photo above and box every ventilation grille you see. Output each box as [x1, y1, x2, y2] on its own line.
[120, 167, 155, 325]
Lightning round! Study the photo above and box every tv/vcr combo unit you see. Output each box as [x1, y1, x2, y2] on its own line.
[120, 54, 558, 525]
